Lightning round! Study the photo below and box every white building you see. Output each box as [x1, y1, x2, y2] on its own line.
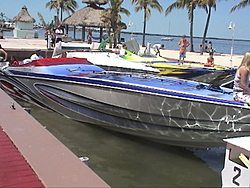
[12, 6, 35, 38]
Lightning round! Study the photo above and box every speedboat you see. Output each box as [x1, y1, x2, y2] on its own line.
[52, 41, 160, 74]
[0, 58, 249, 148]
[121, 49, 169, 63]
[65, 51, 160, 74]
[120, 50, 236, 86]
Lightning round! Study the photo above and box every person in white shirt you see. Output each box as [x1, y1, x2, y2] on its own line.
[55, 26, 64, 43]
[152, 43, 164, 56]
[119, 44, 127, 56]
[30, 48, 44, 60]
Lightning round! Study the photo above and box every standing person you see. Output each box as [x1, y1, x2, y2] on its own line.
[204, 40, 208, 52]
[233, 52, 250, 104]
[178, 35, 190, 63]
[55, 25, 64, 43]
[30, 48, 44, 60]
[199, 44, 203, 55]
[87, 31, 92, 44]
[0, 44, 7, 62]
[119, 44, 127, 56]
[204, 52, 214, 67]
[207, 41, 213, 52]
[45, 29, 53, 49]
[152, 43, 164, 56]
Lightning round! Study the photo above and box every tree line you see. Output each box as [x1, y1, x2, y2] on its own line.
[41, 0, 247, 52]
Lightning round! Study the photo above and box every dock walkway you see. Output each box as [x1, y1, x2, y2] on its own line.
[0, 89, 110, 187]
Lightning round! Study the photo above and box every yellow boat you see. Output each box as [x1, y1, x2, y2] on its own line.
[122, 50, 169, 63]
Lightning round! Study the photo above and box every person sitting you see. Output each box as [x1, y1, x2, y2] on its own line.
[233, 52, 250, 104]
[30, 48, 44, 60]
[204, 52, 214, 67]
[152, 44, 164, 56]
[9, 55, 19, 66]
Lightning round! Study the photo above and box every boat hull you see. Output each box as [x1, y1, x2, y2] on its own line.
[1, 71, 250, 148]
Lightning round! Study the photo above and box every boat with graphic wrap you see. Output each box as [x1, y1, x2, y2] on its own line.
[0, 58, 249, 148]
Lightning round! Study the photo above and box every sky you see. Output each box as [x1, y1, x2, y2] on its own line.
[0, 0, 249, 40]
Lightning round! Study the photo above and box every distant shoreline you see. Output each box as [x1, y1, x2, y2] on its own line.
[4, 28, 249, 42]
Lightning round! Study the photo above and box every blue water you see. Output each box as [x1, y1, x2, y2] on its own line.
[4, 29, 249, 55]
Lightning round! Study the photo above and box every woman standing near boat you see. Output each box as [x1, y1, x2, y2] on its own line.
[233, 52, 250, 104]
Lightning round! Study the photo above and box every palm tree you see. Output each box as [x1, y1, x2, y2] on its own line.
[165, 0, 203, 52]
[102, 0, 130, 48]
[46, 1, 60, 25]
[131, 0, 163, 47]
[46, 0, 78, 25]
[230, 0, 250, 12]
[37, 12, 54, 30]
[199, 0, 216, 55]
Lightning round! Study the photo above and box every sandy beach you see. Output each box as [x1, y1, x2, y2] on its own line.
[0, 37, 243, 67]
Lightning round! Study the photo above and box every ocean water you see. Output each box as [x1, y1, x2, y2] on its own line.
[3, 29, 249, 55]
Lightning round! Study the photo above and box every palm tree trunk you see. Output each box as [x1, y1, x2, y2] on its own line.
[142, 8, 147, 47]
[189, 8, 194, 52]
[201, 6, 211, 55]
[56, 8, 60, 25]
[60, 7, 63, 22]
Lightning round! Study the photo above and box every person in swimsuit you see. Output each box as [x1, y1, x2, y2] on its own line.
[178, 35, 190, 63]
[204, 52, 214, 67]
[233, 52, 250, 104]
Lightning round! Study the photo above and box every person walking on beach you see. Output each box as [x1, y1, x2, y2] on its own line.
[152, 43, 164, 56]
[0, 44, 7, 62]
[233, 52, 250, 104]
[178, 35, 190, 63]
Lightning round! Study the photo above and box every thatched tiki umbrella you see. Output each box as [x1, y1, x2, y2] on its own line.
[62, 3, 110, 42]
[12, 5, 36, 23]
[82, 0, 108, 5]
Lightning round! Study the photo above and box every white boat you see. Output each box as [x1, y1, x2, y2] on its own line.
[66, 51, 160, 74]
[161, 22, 174, 41]
[52, 41, 160, 74]
[161, 36, 174, 41]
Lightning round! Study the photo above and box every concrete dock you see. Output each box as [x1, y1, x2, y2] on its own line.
[0, 89, 110, 187]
